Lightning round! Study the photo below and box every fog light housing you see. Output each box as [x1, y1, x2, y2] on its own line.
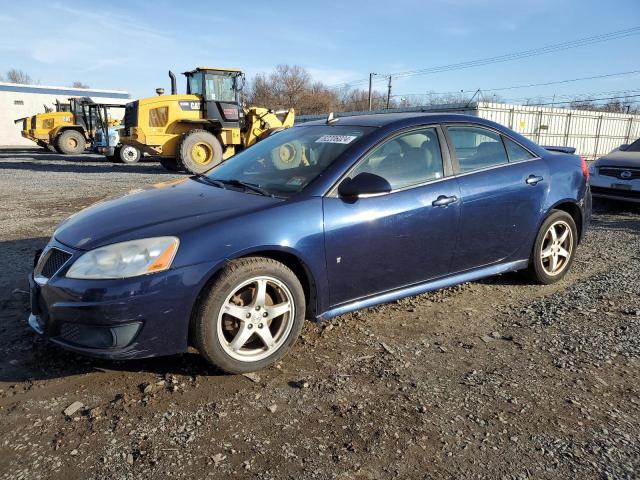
[57, 322, 142, 349]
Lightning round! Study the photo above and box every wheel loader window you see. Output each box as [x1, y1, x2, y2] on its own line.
[188, 74, 203, 96]
[204, 74, 236, 103]
[149, 107, 169, 127]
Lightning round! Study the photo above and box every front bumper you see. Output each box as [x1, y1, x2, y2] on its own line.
[590, 173, 640, 204]
[27, 240, 215, 360]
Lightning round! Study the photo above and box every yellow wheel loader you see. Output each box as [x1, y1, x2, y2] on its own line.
[118, 67, 295, 174]
[14, 98, 125, 155]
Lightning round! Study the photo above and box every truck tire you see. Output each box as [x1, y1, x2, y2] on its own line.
[177, 130, 223, 174]
[116, 145, 141, 164]
[56, 130, 86, 155]
[160, 157, 180, 172]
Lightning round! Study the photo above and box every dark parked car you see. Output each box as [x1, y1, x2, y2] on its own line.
[589, 138, 640, 204]
[29, 113, 591, 373]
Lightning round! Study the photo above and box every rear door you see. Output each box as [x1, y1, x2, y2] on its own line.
[323, 126, 461, 306]
[445, 125, 549, 272]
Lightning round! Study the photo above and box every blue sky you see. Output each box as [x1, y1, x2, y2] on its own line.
[1, 0, 639, 104]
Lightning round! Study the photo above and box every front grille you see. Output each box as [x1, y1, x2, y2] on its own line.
[598, 166, 640, 180]
[124, 101, 139, 129]
[36, 248, 72, 278]
[591, 186, 640, 200]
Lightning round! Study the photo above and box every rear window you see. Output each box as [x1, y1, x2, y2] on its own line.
[503, 137, 535, 162]
[447, 126, 508, 172]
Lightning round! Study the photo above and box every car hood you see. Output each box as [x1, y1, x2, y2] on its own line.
[595, 150, 640, 168]
[54, 177, 282, 250]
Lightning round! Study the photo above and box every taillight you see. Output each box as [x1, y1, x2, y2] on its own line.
[580, 156, 589, 177]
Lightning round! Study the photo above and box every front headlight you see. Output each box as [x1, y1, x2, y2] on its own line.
[588, 165, 596, 176]
[66, 237, 179, 279]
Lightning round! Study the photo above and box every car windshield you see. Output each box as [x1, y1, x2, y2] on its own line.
[625, 138, 640, 152]
[206, 125, 373, 196]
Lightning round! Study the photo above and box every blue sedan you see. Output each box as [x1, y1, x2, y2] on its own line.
[28, 113, 591, 373]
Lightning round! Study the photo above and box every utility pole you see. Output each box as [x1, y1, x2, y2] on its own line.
[368, 73, 376, 111]
[386, 76, 392, 109]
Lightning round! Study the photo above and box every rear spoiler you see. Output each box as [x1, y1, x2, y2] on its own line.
[14, 116, 28, 124]
[543, 145, 576, 154]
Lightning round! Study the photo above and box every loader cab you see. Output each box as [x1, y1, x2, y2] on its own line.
[183, 67, 245, 129]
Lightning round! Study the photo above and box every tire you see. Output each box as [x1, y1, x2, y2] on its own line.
[177, 129, 223, 174]
[526, 210, 578, 284]
[194, 257, 306, 374]
[160, 157, 180, 172]
[56, 130, 86, 155]
[116, 145, 141, 164]
[271, 140, 304, 170]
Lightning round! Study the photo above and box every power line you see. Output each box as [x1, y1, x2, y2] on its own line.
[331, 26, 640, 88]
[526, 93, 640, 107]
[390, 69, 640, 98]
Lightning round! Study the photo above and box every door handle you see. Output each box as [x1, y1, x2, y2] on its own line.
[526, 175, 544, 186]
[432, 195, 458, 207]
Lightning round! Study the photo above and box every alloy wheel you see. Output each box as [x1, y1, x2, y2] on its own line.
[540, 220, 573, 276]
[216, 276, 295, 362]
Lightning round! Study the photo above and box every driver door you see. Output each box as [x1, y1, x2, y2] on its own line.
[322, 126, 461, 306]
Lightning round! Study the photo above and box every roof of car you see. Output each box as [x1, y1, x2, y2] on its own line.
[298, 112, 493, 128]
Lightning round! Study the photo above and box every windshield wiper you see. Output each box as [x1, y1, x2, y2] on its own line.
[216, 179, 273, 197]
[193, 174, 226, 189]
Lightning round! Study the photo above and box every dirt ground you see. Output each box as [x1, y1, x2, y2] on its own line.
[0, 147, 638, 480]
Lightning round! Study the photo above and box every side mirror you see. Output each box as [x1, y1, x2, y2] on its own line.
[619, 144, 630, 151]
[338, 172, 392, 198]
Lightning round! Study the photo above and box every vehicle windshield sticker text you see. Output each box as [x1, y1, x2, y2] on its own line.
[315, 135, 358, 144]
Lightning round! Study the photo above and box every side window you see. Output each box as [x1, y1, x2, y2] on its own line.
[447, 126, 508, 173]
[503, 137, 535, 162]
[350, 128, 444, 190]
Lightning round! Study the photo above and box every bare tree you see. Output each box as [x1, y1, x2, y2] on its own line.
[248, 65, 341, 115]
[71, 81, 90, 89]
[5, 69, 33, 84]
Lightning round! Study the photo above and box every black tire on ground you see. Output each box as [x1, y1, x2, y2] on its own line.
[116, 145, 141, 164]
[160, 157, 180, 172]
[177, 129, 223, 174]
[193, 257, 306, 374]
[526, 210, 578, 285]
[55, 130, 86, 155]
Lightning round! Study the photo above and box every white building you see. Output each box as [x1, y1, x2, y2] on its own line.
[0, 82, 130, 146]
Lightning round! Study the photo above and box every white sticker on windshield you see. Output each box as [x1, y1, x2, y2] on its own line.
[315, 135, 358, 144]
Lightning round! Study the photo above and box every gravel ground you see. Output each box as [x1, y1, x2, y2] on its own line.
[0, 147, 638, 480]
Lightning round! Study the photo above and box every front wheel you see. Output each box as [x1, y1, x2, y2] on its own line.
[526, 210, 577, 284]
[116, 145, 141, 164]
[177, 130, 223, 174]
[193, 257, 306, 373]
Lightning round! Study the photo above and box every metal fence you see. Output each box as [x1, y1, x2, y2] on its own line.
[296, 101, 640, 160]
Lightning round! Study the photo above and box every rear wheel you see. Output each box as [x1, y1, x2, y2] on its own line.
[56, 130, 86, 155]
[526, 210, 577, 284]
[116, 145, 141, 164]
[194, 257, 306, 374]
[177, 130, 223, 174]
